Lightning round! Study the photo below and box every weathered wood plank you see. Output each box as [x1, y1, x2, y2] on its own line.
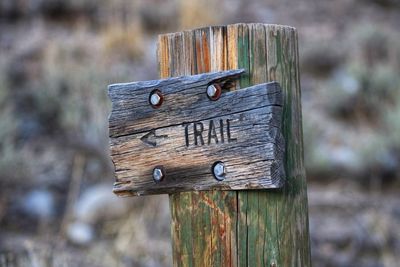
[109, 69, 244, 138]
[110, 80, 285, 196]
[158, 24, 311, 267]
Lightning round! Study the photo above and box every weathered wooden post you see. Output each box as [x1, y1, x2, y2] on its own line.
[109, 23, 311, 266]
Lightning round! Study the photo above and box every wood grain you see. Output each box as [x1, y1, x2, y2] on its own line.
[109, 73, 286, 196]
[109, 70, 244, 138]
[158, 24, 311, 266]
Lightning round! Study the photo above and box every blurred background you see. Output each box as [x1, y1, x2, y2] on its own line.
[0, 0, 399, 266]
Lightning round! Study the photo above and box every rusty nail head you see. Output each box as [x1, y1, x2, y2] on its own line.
[212, 161, 226, 181]
[207, 84, 222, 101]
[149, 89, 163, 108]
[153, 166, 165, 182]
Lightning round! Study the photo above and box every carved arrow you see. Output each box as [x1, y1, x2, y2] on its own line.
[140, 130, 168, 147]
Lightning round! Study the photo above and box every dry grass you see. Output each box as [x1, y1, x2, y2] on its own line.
[101, 24, 144, 62]
[178, 0, 223, 30]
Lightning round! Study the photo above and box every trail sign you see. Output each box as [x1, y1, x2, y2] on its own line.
[108, 69, 285, 196]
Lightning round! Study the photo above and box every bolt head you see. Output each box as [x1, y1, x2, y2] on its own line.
[150, 93, 161, 106]
[206, 84, 221, 100]
[213, 161, 226, 181]
[207, 84, 217, 97]
[152, 166, 165, 182]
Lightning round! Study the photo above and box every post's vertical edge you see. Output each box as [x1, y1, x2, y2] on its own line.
[158, 34, 170, 79]
[157, 23, 311, 267]
[265, 24, 311, 266]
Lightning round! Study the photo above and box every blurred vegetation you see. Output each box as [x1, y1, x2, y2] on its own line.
[0, 0, 399, 266]
[303, 23, 400, 188]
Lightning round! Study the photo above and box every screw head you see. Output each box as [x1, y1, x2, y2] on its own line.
[152, 166, 165, 182]
[149, 90, 163, 108]
[212, 161, 226, 181]
[206, 84, 222, 100]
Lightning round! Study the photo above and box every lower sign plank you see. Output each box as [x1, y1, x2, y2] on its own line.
[109, 70, 285, 196]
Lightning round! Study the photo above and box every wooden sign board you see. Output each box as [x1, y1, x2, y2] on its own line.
[109, 69, 285, 196]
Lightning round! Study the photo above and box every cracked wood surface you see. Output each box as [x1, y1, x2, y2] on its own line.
[109, 71, 286, 195]
[109, 69, 244, 138]
[158, 23, 311, 266]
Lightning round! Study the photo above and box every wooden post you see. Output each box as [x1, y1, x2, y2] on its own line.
[157, 24, 311, 266]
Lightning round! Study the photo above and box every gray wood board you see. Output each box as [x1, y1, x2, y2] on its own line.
[109, 70, 285, 196]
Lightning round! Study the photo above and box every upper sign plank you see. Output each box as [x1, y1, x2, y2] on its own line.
[108, 70, 285, 196]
